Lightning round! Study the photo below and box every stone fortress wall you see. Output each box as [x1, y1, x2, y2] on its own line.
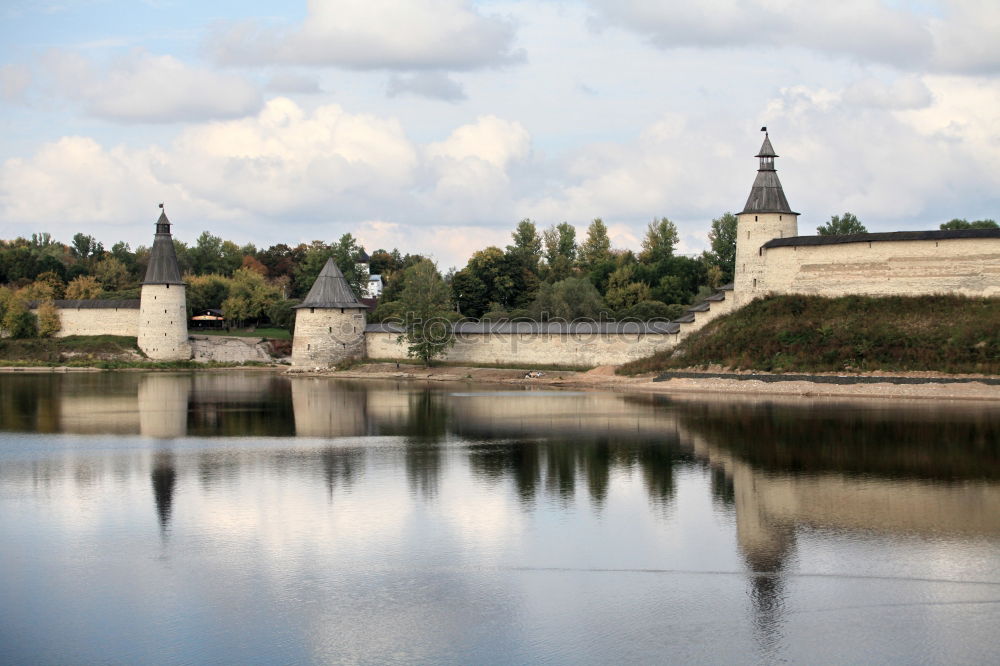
[758, 234, 1000, 299]
[364, 327, 679, 367]
[31, 301, 140, 337]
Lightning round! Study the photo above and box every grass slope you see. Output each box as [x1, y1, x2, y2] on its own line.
[619, 294, 1000, 375]
[0, 335, 141, 364]
[0, 335, 274, 369]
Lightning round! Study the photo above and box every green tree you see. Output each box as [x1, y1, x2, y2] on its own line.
[450, 268, 488, 318]
[93, 256, 131, 291]
[604, 264, 651, 311]
[466, 247, 517, 309]
[617, 300, 685, 321]
[2, 294, 37, 339]
[705, 212, 738, 283]
[578, 218, 613, 270]
[505, 219, 543, 307]
[189, 231, 225, 275]
[508, 219, 543, 270]
[186, 274, 231, 314]
[529, 276, 606, 320]
[71, 233, 104, 261]
[267, 298, 300, 332]
[640, 217, 679, 263]
[65, 275, 102, 299]
[294, 236, 367, 299]
[940, 218, 999, 230]
[542, 222, 577, 281]
[222, 268, 282, 327]
[397, 260, 455, 366]
[220, 240, 245, 276]
[817, 212, 867, 236]
[36, 299, 61, 337]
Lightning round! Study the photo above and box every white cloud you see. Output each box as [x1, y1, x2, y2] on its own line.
[211, 0, 521, 71]
[842, 76, 933, 110]
[42, 48, 262, 123]
[426, 115, 530, 168]
[157, 97, 420, 215]
[588, 0, 1000, 75]
[387, 72, 466, 102]
[265, 71, 322, 94]
[0, 99, 528, 266]
[929, 0, 1000, 73]
[588, 0, 932, 69]
[0, 136, 198, 228]
[0, 64, 31, 103]
[423, 115, 531, 222]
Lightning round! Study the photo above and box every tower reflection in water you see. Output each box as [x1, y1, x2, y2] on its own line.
[2, 370, 998, 649]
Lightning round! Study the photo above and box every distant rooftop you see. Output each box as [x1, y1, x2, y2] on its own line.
[28, 299, 140, 309]
[365, 321, 681, 335]
[763, 228, 1000, 249]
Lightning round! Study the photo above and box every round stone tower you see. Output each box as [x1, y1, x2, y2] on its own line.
[734, 130, 799, 308]
[138, 206, 191, 360]
[291, 257, 368, 368]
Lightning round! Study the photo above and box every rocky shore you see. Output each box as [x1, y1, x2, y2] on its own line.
[326, 362, 1000, 402]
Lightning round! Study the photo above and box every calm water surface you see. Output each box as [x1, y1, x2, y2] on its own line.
[1, 371, 999, 664]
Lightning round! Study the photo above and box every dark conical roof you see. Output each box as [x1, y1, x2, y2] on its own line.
[742, 133, 796, 215]
[756, 134, 777, 158]
[294, 257, 363, 309]
[142, 210, 184, 285]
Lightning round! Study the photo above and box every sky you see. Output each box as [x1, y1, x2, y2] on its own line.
[1, 0, 999, 269]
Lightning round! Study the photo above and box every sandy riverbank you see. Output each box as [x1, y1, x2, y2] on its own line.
[322, 362, 1000, 402]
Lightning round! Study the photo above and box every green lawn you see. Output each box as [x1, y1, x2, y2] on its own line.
[191, 327, 291, 340]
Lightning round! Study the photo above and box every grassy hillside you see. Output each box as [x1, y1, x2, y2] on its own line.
[620, 294, 1000, 375]
[0, 335, 142, 364]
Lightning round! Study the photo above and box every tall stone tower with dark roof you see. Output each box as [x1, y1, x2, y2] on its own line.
[291, 257, 368, 368]
[138, 208, 191, 360]
[734, 131, 799, 307]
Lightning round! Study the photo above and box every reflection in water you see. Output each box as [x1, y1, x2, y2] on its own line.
[151, 451, 177, 533]
[319, 447, 364, 497]
[1, 372, 999, 663]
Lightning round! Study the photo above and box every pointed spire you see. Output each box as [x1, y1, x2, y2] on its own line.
[143, 204, 184, 285]
[742, 132, 796, 215]
[295, 257, 363, 308]
[756, 133, 777, 160]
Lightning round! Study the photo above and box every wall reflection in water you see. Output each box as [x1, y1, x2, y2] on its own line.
[2, 371, 999, 660]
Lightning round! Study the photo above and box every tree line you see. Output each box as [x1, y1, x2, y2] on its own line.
[2, 211, 995, 341]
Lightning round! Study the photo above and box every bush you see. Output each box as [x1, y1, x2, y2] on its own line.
[2, 298, 37, 339]
[36, 299, 61, 337]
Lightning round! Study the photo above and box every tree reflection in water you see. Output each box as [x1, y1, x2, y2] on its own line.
[150, 451, 177, 534]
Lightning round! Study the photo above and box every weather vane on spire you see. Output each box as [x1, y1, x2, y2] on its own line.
[761, 126, 767, 133]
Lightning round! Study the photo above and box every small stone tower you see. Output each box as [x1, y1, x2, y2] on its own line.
[734, 131, 799, 307]
[291, 258, 367, 368]
[138, 207, 191, 360]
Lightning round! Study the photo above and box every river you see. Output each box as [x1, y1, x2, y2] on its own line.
[1, 371, 998, 664]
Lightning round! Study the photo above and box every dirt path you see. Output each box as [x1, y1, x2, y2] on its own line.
[310, 363, 1000, 402]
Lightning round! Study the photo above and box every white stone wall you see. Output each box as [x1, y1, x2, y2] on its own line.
[190, 335, 273, 363]
[291, 307, 367, 368]
[761, 237, 1000, 298]
[734, 211, 799, 307]
[138, 284, 191, 360]
[365, 328, 679, 367]
[32, 306, 139, 337]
